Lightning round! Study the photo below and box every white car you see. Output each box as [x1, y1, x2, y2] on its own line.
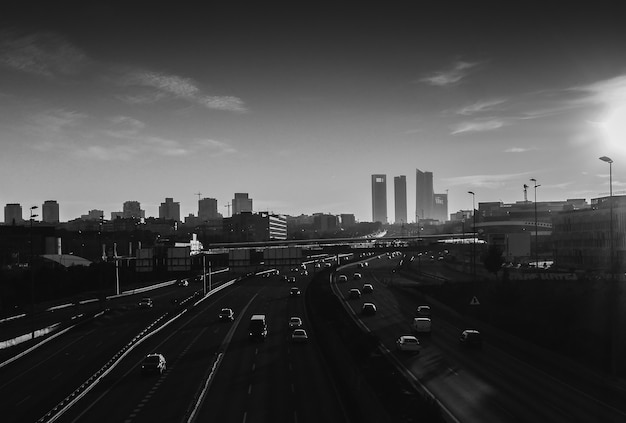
[289, 316, 302, 328]
[396, 335, 421, 353]
[291, 328, 308, 343]
[337, 274, 348, 282]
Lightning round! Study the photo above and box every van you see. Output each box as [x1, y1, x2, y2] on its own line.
[249, 314, 268, 341]
[412, 317, 432, 334]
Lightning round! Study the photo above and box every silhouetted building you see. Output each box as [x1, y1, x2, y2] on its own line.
[394, 175, 407, 224]
[340, 214, 356, 228]
[313, 213, 338, 232]
[80, 209, 104, 221]
[42, 200, 60, 224]
[433, 193, 448, 223]
[225, 211, 286, 242]
[4, 203, 23, 225]
[199, 197, 219, 221]
[159, 197, 180, 222]
[122, 201, 145, 219]
[371, 174, 387, 224]
[232, 193, 253, 215]
[416, 169, 434, 221]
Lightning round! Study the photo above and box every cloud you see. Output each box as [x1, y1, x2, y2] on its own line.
[457, 99, 506, 115]
[504, 147, 536, 153]
[73, 145, 138, 161]
[450, 119, 505, 135]
[0, 31, 88, 78]
[122, 70, 247, 112]
[28, 108, 87, 133]
[443, 172, 530, 189]
[194, 138, 237, 156]
[419, 61, 481, 87]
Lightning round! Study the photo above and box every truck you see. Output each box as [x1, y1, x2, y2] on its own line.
[248, 314, 267, 341]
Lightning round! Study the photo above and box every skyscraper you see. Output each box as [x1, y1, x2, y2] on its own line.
[4, 203, 23, 225]
[416, 169, 434, 220]
[371, 174, 387, 224]
[232, 193, 253, 215]
[159, 197, 181, 221]
[394, 175, 407, 224]
[433, 193, 449, 222]
[122, 201, 144, 219]
[198, 197, 219, 221]
[42, 200, 60, 223]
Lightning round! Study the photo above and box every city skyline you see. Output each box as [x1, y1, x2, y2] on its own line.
[2, 5, 626, 223]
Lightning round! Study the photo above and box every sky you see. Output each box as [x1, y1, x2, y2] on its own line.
[2, 3, 626, 223]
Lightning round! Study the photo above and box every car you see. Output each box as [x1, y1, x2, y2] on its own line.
[141, 353, 166, 375]
[361, 302, 377, 315]
[178, 279, 189, 287]
[290, 287, 301, 297]
[314, 262, 322, 268]
[362, 283, 374, 294]
[396, 335, 421, 353]
[291, 328, 308, 343]
[287, 276, 296, 283]
[218, 308, 234, 321]
[459, 329, 483, 349]
[300, 270, 309, 276]
[349, 288, 361, 299]
[337, 274, 348, 282]
[138, 297, 153, 308]
[289, 316, 302, 328]
[412, 317, 432, 334]
[416, 305, 431, 317]
[324, 262, 332, 268]
[353, 272, 362, 280]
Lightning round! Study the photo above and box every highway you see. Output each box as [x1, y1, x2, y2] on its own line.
[334, 254, 626, 423]
[7, 267, 346, 423]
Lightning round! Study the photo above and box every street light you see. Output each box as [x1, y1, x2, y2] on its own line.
[599, 156, 613, 277]
[467, 191, 476, 283]
[530, 178, 541, 268]
[29, 206, 38, 338]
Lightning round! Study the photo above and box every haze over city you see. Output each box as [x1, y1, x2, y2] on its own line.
[2, 3, 626, 223]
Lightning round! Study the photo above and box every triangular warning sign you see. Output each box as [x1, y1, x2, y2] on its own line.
[470, 296, 480, 306]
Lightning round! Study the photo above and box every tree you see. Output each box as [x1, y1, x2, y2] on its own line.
[483, 244, 505, 280]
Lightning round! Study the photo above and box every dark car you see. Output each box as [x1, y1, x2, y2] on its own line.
[362, 283, 374, 293]
[141, 353, 166, 375]
[349, 288, 361, 299]
[459, 329, 483, 349]
[290, 287, 301, 297]
[361, 302, 377, 316]
[219, 308, 234, 321]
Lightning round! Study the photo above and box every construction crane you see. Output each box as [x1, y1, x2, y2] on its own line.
[523, 184, 529, 202]
[195, 192, 202, 202]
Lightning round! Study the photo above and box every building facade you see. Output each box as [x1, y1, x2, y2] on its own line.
[371, 174, 387, 224]
[394, 175, 407, 224]
[122, 201, 145, 219]
[232, 193, 253, 215]
[159, 197, 181, 222]
[416, 169, 434, 221]
[433, 193, 448, 223]
[224, 211, 287, 242]
[552, 195, 626, 273]
[198, 197, 219, 221]
[4, 203, 23, 225]
[42, 200, 60, 224]
[340, 214, 356, 228]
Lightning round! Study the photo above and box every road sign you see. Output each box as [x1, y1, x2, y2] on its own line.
[470, 296, 480, 306]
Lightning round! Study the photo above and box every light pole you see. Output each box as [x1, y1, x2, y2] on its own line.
[468, 191, 476, 283]
[530, 178, 541, 268]
[599, 156, 614, 277]
[29, 206, 38, 338]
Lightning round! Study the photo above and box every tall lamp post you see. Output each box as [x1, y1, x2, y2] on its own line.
[468, 191, 476, 284]
[29, 206, 38, 338]
[530, 178, 541, 268]
[599, 156, 614, 278]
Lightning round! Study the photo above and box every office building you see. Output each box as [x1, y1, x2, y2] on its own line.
[80, 210, 104, 221]
[371, 174, 387, 224]
[340, 214, 356, 228]
[122, 201, 145, 219]
[232, 193, 253, 215]
[394, 175, 407, 224]
[4, 203, 23, 225]
[42, 200, 60, 224]
[159, 197, 181, 221]
[433, 193, 448, 223]
[224, 211, 287, 242]
[416, 169, 434, 221]
[198, 197, 220, 221]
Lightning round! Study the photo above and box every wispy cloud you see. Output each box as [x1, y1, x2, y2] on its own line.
[457, 99, 506, 115]
[0, 30, 88, 77]
[122, 70, 247, 112]
[450, 119, 505, 135]
[194, 138, 238, 156]
[419, 61, 481, 87]
[504, 147, 537, 153]
[444, 172, 530, 189]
